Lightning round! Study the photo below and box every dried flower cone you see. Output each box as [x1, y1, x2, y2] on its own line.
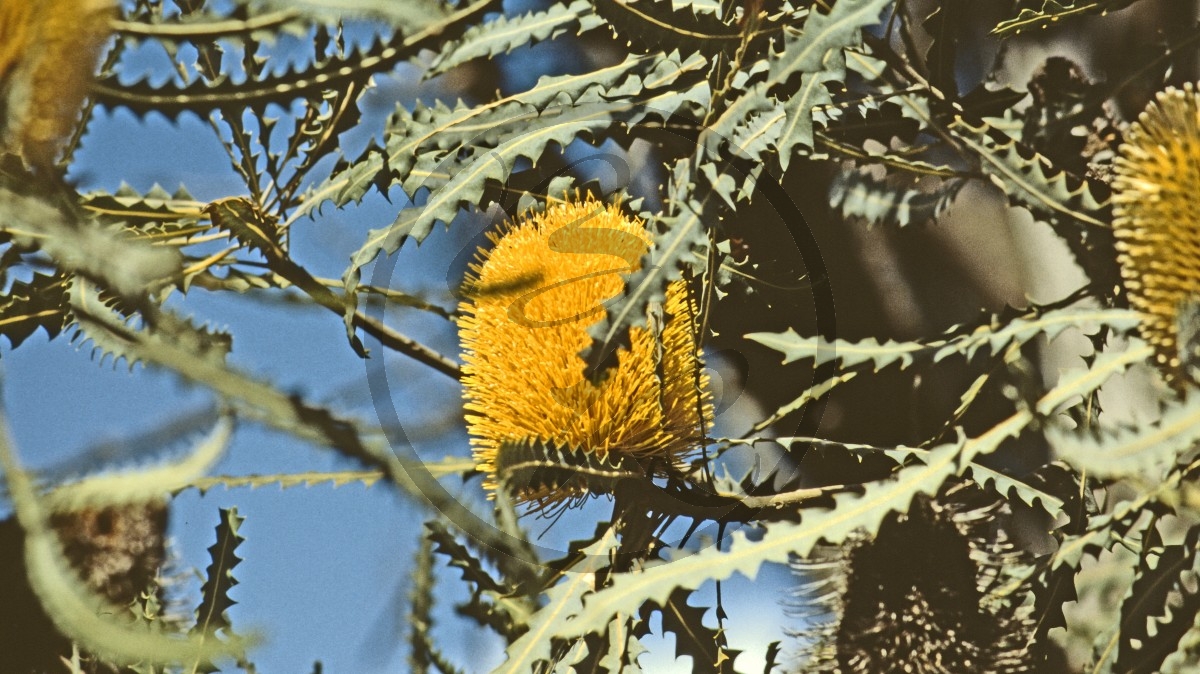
[1113, 83, 1200, 384]
[458, 197, 712, 504]
[0, 0, 115, 169]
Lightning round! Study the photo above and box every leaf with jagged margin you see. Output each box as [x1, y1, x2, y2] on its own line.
[1107, 526, 1200, 673]
[763, 641, 781, 673]
[389, 50, 707, 196]
[748, 372, 858, 435]
[44, 415, 232, 512]
[991, 0, 1139, 36]
[531, 439, 967, 649]
[745, 306, 1141, 373]
[0, 187, 181, 300]
[190, 507, 246, 673]
[593, 0, 753, 57]
[644, 587, 741, 672]
[765, 0, 892, 169]
[0, 416, 252, 667]
[179, 459, 474, 494]
[427, 0, 605, 77]
[69, 278, 542, 585]
[95, 0, 496, 118]
[726, 434, 1064, 514]
[295, 54, 658, 219]
[426, 520, 508, 593]
[829, 171, 966, 228]
[83, 183, 205, 231]
[0, 271, 69, 350]
[112, 6, 310, 47]
[950, 116, 1111, 229]
[963, 463, 1065, 514]
[69, 279, 232, 370]
[599, 617, 647, 673]
[549, 342, 1152, 652]
[342, 53, 710, 315]
[1164, 595, 1200, 673]
[409, 530, 435, 674]
[236, 0, 454, 29]
[493, 526, 620, 674]
[922, 1, 964, 96]
[525, 345, 1154, 649]
[582, 155, 712, 371]
[1050, 393, 1200, 480]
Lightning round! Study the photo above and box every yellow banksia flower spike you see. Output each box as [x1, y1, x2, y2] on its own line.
[458, 195, 712, 507]
[0, 0, 115, 170]
[1113, 83, 1200, 386]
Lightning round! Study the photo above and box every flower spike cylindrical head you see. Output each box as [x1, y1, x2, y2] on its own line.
[1113, 83, 1200, 386]
[457, 196, 712, 508]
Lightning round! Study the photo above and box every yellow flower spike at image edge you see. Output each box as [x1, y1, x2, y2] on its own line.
[458, 195, 712, 506]
[0, 0, 115, 169]
[1113, 82, 1200, 385]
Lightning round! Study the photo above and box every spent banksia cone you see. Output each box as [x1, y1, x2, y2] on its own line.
[458, 196, 712, 508]
[1113, 83, 1200, 385]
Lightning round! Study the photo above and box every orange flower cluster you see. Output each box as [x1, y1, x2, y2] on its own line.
[458, 196, 712, 504]
[1113, 84, 1200, 384]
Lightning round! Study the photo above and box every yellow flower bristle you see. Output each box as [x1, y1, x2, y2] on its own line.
[1113, 83, 1200, 384]
[457, 196, 712, 505]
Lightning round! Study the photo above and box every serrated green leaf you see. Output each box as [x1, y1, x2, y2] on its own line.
[746, 306, 1140, 372]
[1107, 527, 1200, 674]
[1050, 393, 1200, 480]
[536, 439, 968, 647]
[0, 271, 69, 350]
[493, 526, 620, 674]
[45, 415, 233, 512]
[342, 53, 709, 324]
[950, 115, 1110, 229]
[765, 0, 892, 168]
[991, 0, 1140, 36]
[295, 55, 656, 221]
[190, 508, 246, 673]
[427, 0, 604, 77]
[0, 183, 180, 300]
[829, 171, 965, 227]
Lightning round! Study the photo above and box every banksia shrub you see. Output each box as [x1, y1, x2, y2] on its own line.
[458, 196, 712, 508]
[1113, 83, 1200, 385]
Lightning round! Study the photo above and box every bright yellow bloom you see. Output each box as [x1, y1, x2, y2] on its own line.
[458, 196, 712, 506]
[1113, 83, 1200, 384]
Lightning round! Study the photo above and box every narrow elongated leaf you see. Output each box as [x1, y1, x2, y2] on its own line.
[342, 53, 709, 316]
[765, 0, 892, 167]
[45, 415, 233, 511]
[427, 0, 604, 76]
[746, 307, 1140, 372]
[493, 526, 620, 673]
[1050, 393, 1200, 479]
[992, 0, 1140, 36]
[190, 508, 246, 673]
